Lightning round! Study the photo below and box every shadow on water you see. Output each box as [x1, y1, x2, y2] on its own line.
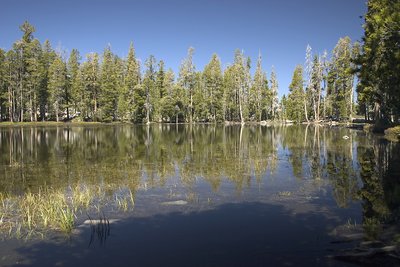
[5, 202, 357, 267]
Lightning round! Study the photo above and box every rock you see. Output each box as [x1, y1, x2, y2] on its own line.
[82, 219, 120, 225]
[161, 200, 188, 205]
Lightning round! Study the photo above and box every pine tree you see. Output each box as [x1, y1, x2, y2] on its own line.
[67, 49, 81, 118]
[100, 46, 118, 122]
[48, 55, 67, 122]
[39, 40, 56, 120]
[328, 37, 353, 120]
[114, 55, 125, 121]
[123, 42, 140, 122]
[82, 53, 100, 120]
[0, 49, 6, 121]
[249, 52, 268, 122]
[286, 65, 305, 123]
[270, 66, 279, 120]
[159, 69, 176, 122]
[304, 44, 313, 122]
[356, 0, 400, 126]
[178, 47, 195, 123]
[202, 54, 223, 122]
[143, 55, 156, 124]
[25, 39, 44, 121]
[154, 60, 166, 122]
[310, 55, 323, 121]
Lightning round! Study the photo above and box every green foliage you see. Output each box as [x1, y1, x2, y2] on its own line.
[48, 55, 67, 122]
[286, 65, 305, 122]
[202, 54, 224, 122]
[122, 42, 140, 122]
[249, 53, 270, 122]
[100, 46, 118, 122]
[327, 37, 355, 120]
[67, 49, 82, 116]
[5, 14, 399, 125]
[356, 0, 400, 124]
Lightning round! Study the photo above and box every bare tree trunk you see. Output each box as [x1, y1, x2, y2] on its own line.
[55, 102, 59, 122]
[313, 97, 317, 122]
[189, 89, 193, 124]
[146, 88, 150, 125]
[350, 86, 354, 122]
[30, 92, 33, 122]
[8, 85, 13, 122]
[20, 80, 23, 122]
[304, 97, 309, 122]
[317, 87, 321, 121]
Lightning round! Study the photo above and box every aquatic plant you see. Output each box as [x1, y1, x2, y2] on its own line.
[0, 184, 137, 239]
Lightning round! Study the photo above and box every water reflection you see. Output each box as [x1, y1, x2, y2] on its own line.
[0, 125, 399, 232]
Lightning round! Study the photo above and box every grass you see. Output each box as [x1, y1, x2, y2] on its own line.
[115, 188, 135, 212]
[0, 184, 137, 239]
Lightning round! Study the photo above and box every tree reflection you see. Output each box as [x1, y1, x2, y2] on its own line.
[0, 124, 398, 221]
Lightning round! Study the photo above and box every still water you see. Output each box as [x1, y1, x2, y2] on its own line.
[0, 124, 399, 266]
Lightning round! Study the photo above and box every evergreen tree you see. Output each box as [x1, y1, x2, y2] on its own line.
[0, 49, 6, 121]
[304, 44, 312, 122]
[48, 55, 67, 122]
[327, 37, 354, 120]
[155, 60, 166, 122]
[123, 42, 140, 122]
[114, 55, 125, 121]
[67, 49, 81, 118]
[202, 54, 223, 122]
[81, 53, 100, 120]
[178, 47, 195, 123]
[100, 46, 118, 122]
[143, 55, 156, 124]
[310, 55, 323, 121]
[159, 69, 176, 122]
[249, 52, 269, 122]
[270, 66, 279, 120]
[286, 65, 305, 123]
[356, 0, 400, 126]
[39, 40, 56, 120]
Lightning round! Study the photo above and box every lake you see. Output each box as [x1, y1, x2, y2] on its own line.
[0, 124, 399, 266]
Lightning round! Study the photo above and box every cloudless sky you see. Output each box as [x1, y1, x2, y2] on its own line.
[0, 0, 367, 97]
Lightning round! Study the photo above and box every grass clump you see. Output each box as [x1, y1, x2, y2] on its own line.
[0, 183, 137, 239]
[18, 189, 76, 235]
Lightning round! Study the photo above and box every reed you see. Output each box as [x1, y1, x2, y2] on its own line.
[0, 183, 137, 239]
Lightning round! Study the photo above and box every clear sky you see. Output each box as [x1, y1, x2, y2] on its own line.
[1, 0, 367, 97]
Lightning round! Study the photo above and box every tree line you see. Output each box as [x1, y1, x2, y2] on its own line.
[0, 22, 279, 124]
[0, 0, 398, 125]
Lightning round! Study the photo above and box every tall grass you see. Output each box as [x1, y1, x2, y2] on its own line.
[0, 184, 137, 239]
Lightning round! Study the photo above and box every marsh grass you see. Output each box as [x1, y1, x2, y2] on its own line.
[0, 184, 137, 239]
[115, 188, 135, 212]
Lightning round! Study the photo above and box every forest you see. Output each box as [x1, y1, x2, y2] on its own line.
[0, 0, 398, 127]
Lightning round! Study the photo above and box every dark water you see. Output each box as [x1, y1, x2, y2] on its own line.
[0, 124, 399, 266]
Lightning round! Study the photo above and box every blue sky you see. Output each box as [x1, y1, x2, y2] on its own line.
[1, 0, 367, 97]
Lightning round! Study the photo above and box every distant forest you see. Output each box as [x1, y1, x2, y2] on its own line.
[0, 0, 398, 125]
